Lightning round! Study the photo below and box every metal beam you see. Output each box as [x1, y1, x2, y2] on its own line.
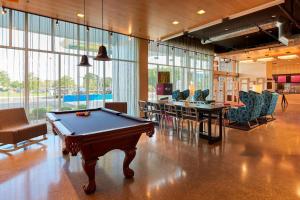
[278, 4, 300, 29]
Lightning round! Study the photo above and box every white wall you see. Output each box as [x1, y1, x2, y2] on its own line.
[239, 62, 267, 81]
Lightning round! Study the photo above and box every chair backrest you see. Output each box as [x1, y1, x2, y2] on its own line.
[194, 89, 210, 101]
[150, 102, 163, 112]
[249, 91, 264, 120]
[182, 90, 190, 100]
[138, 100, 147, 112]
[239, 91, 250, 106]
[261, 90, 272, 116]
[194, 90, 203, 101]
[172, 90, 180, 101]
[104, 102, 127, 113]
[267, 92, 279, 115]
[202, 89, 209, 99]
[164, 104, 178, 116]
[0, 107, 29, 130]
[181, 106, 198, 120]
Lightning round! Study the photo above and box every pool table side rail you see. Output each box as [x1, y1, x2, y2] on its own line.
[48, 118, 154, 156]
[46, 108, 155, 139]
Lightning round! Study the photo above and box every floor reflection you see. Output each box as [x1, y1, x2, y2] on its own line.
[1, 96, 300, 199]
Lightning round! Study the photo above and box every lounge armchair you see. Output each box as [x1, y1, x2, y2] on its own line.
[104, 102, 127, 113]
[260, 91, 279, 121]
[194, 89, 209, 101]
[172, 90, 180, 101]
[249, 90, 264, 123]
[182, 89, 190, 100]
[0, 108, 47, 152]
[228, 91, 263, 128]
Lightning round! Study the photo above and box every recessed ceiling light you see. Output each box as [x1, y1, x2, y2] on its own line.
[197, 9, 206, 15]
[240, 59, 254, 63]
[77, 13, 84, 18]
[271, 15, 276, 18]
[257, 57, 275, 62]
[225, 28, 229, 31]
[278, 54, 299, 60]
[172, 21, 179, 25]
[245, 35, 249, 38]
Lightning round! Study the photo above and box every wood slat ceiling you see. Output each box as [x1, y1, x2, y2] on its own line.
[3, 0, 275, 40]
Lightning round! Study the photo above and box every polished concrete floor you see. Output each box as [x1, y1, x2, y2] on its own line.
[1, 95, 300, 200]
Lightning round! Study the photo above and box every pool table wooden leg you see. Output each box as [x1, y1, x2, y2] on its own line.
[123, 148, 136, 178]
[62, 147, 69, 155]
[82, 158, 97, 194]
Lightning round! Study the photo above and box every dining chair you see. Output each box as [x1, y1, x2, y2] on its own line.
[164, 103, 180, 132]
[138, 100, 150, 119]
[149, 102, 165, 127]
[180, 107, 208, 137]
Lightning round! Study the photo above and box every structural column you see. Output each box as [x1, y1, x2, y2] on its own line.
[138, 39, 148, 101]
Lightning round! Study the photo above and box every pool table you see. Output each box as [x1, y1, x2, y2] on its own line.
[46, 108, 154, 194]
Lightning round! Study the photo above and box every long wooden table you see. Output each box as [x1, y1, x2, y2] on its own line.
[148, 100, 225, 144]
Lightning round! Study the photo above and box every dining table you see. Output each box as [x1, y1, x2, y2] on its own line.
[148, 100, 226, 144]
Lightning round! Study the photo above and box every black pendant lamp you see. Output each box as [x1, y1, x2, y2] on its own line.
[78, 0, 92, 66]
[94, 0, 111, 61]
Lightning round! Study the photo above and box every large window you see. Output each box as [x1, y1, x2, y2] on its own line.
[148, 42, 214, 100]
[0, 9, 139, 120]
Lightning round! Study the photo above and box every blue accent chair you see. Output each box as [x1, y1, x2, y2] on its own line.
[249, 90, 264, 122]
[194, 89, 210, 101]
[172, 90, 180, 101]
[260, 90, 279, 120]
[181, 89, 190, 100]
[228, 91, 263, 127]
[203, 89, 209, 100]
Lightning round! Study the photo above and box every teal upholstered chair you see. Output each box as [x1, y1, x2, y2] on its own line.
[228, 91, 263, 127]
[194, 89, 209, 101]
[267, 93, 279, 116]
[249, 90, 264, 122]
[260, 90, 279, 120]
[172, 90, 180, 101]
[228, 91, 253, 124]
[182, 89, 190, 100]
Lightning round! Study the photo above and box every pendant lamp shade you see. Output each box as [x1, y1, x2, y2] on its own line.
[78, 55, 92, 66]
[77, 0, 92, 67]
[94, 0, 111, 61]
[94, 45, 111, 61]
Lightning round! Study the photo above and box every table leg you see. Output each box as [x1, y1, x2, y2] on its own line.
[123, 148, 136, 178]
[219, 110, 223, 140]
[62, 147, 69, 155]
[82, 158, 97, 194]
[208, 113, 212, 141]
[199, 113, 204, 134]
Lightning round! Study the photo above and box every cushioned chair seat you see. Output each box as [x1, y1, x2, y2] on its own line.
[0, 122, 47, 144]
[0, 108, 47, 146]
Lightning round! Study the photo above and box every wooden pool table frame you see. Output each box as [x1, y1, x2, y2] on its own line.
[46, 108, 154, 194]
